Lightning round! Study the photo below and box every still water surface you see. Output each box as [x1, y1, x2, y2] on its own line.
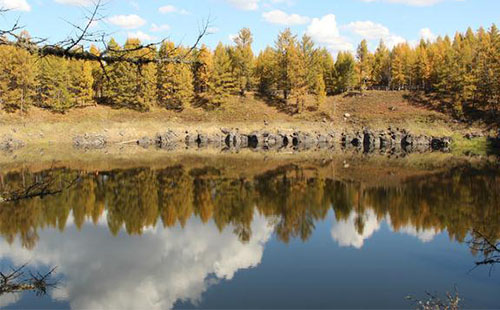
[0, 156, 499, 309]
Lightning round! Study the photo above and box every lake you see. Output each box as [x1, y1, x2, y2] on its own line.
[0, 152, 499, 309]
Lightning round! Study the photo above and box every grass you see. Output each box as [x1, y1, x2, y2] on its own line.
[451, 134, 490, 156]
[0, 90, 490, 148]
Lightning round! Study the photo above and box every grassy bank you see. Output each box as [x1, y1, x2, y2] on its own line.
[0, 91, 492, 146]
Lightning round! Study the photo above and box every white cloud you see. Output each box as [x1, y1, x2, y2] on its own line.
[397, 225, 439, 242]
[150, 23, 170, 33]
[342, 20, 406, 49]
[330, 210, 381, 249]
[158, 4, 189, 14]
[343, 21, 390, 40]
[306, 14, 353, 53]
[53, 0, 95, 5]
[0, 0, 30, 11]
[262, 10, 310, 25]
[107, 14, 146, 29]
[360, 0, 452, 6]
[225, 0, 260, 10]
[0, 212, 273, 309]
[127, 31, 157, 42]
[419, 27, 437, 41]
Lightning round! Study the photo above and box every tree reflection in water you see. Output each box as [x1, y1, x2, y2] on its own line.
[0, 161, 499, 308]
[0, 163, 498, 251]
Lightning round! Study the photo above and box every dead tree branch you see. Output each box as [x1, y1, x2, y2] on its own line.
[0, 264, 59, 297]
[0, 1, 211, 65]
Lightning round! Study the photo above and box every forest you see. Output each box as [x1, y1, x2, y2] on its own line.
[0, 24, 499, 121]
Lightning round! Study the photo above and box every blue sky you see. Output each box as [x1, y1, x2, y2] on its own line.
[0, 0, 498, 54]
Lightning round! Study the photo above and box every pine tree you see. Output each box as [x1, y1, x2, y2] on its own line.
[0, 43, 37, 112]
[317, 48, 335, 95]
[210, 42, 237, 106]
[67, 50, 94, 107]
[231, 28, 254, 95]
[299, 34, 319, 93]
[36, 56, 72, 112]
[313, 72, 326, 107]
[102, 38, 136, 108]
[356, 39, 373, 90]
[372, 40, 391, 88]
[274, 28, 297, 100]
[157, 41, 194, 110]
[89, 45, 103, 102]
[103, 38, 156, 111]
[413, 40, 431, 91]
[391, 43, 407, 90]
[334, 51, 356, 94]
[254, 47, 277, 96]
[193, 44, 213, 104]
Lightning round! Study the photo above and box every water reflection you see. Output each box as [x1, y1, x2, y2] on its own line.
[0, 160, 499, 308]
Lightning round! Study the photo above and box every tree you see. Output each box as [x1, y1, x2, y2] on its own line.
[67, 53, 93, 107]
[372, 40, 391, 88]
[210, 42, 236, 106]
[0, 42, 37, 112]
[255, 47, 277, 96]
[231, 28, 254, 96]
[157, 41, 194, 110]
[413, 40, 431, 91]
[333, 51, 356, 94]
[317, 48, 335, 95]
[313, 72, 326, 107]
[193, 44, 213, 104]
[274, 28, 307, 111]
[391, 43, 408, 90]
[356, 39, 373, 90]
[36, 55, 72, 112]
[274, 28, 298, 100]
[89, 45, 103, 102]
[102, 38, 156, 111]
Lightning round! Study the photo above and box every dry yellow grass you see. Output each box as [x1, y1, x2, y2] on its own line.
[0, 90, 479, 146]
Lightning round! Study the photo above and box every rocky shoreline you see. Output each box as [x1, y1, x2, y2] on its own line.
[68, 127, 454, 153]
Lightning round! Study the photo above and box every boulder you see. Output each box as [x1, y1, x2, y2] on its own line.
[73, 134, 107, 149]
[0, 136, 25, 151]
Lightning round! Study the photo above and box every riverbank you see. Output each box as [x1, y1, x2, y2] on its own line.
[0, 91, 496, 153]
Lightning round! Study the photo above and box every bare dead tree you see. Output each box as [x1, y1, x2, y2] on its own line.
[0, 0, 210, 66]
[0, 174, 81, 203]
[468, 230, 500, 274]
[406, 287, 461, 310]
[0, 264, 59, 297]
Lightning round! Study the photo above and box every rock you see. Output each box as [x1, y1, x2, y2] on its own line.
[137, 136, 153, 148]
[0, 136, 25, 152]
[73, 134, 107, 149]
[155, 130, 177, 148]
[344, 113, 351, 118]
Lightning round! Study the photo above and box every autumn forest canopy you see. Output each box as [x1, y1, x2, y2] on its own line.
[0, 24, 499, 121]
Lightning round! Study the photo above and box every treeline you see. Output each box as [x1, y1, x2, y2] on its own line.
[0, 164, 499, 249]
[0, 25, 499, 117]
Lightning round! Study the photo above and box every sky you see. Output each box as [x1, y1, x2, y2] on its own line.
[0, 0, 499, 54]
